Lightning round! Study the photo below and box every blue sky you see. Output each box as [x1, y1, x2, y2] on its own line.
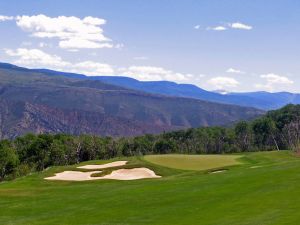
[0, 0, 299, 92]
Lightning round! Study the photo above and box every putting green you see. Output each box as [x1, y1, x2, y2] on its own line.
[144, 154, 243, 171]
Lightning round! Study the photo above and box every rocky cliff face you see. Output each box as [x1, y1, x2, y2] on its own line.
[0, 100, 180, 139]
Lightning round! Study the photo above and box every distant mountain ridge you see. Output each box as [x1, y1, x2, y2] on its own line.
[89, 78, 300, 110]
[0, 62, 263, 139]
[2, 62, 297, 110]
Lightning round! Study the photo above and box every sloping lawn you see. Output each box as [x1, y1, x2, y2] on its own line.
[1, 151, 300, 225]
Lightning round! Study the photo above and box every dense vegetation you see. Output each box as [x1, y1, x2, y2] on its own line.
[1, 104, 300, 181]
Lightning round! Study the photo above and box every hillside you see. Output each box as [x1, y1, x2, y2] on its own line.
[7, 63, 298, 110]
[0, 64, 263, 139]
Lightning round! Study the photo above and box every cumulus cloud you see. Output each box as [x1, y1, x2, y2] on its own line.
[226, 68, 245, 74]
[119, 66, 201, 83]
[5, 48, 69, 68]
[70, 61, 114, 75]
[5, 48, 204, 84]
[207, 22, 252, 31]
[15, 15, 114, 50]
[209, 26, 227, 31]
[260, 74, 293, 84]
[229, 22, 252, 30]
[255, 73, 294, 91]
[5, 48, 114, 76]
[207, 76, 239, 89]
[0, 15, 14, 21]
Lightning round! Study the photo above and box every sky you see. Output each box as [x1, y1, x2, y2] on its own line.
[0, 0, 299, 92]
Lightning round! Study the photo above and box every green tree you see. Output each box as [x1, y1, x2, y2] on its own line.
[235, 121, 252, 151]
[0, 141, 19, 180]
[252, 118, 279, 151]
[153, 139, 176, 154]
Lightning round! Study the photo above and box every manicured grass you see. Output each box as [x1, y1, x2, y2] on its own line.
[1, 151, 300, 225]
[144, 154, 242, 171]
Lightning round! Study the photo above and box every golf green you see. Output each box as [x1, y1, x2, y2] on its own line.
[144, 154, 242, 171]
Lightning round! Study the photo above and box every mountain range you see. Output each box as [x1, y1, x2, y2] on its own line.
[81, 78, 300, 110]
[10, 64, 299, 110]
[0, 62, 263, 139]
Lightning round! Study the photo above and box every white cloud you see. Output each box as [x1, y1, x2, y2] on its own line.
[5, 48, 69, 68]
[70, 61, 114, 76]
[207, 76, 239, 89]
[229, 22, 252, 30]
[212, 26, 227, 31]
[207, 22, 253, 31]
[59, 39, 113, 50]
[194, 25, 201, 30]
[5, 48, 205, 84]
[5, 48, 114, 76]
[207, 26, 227, 31]
[260, 74, 293, 84]
[15, 14, 114, 50]
[119, 66, 199, 83]
[0, 15, 14, 21]
[226, 68, 245, 74]
[82, 16, 106, 25]
[255, 73, 294, 91]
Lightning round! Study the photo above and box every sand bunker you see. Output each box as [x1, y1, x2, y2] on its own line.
[45, 168, 160, 181]
[45, 171, 102, 181]
[210, 169, 227, 174]
[102, 168, 161, 180]
[77, 161, 128, 170]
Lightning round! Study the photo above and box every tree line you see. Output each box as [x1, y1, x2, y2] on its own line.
[1, 104, 300, 181]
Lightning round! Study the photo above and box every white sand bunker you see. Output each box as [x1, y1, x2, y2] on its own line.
[45, 171, 102, 181]
[77, 161, 128, 170]
[103, 168, 161, 180]
[45, 168, 161, 181]
[210, 169, 227, 174]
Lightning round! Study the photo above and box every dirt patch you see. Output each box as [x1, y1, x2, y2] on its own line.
[77, 161, 128, 170]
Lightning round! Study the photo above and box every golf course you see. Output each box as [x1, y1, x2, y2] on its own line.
[1, 151, 300, 225]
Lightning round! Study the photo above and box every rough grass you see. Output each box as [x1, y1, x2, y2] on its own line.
[1, 151, 300, 225]
[144, 154, 243, 171]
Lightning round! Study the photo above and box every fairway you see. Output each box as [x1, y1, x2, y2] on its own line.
[1, 151, 300, 225]
[144, 154, 242, 171]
